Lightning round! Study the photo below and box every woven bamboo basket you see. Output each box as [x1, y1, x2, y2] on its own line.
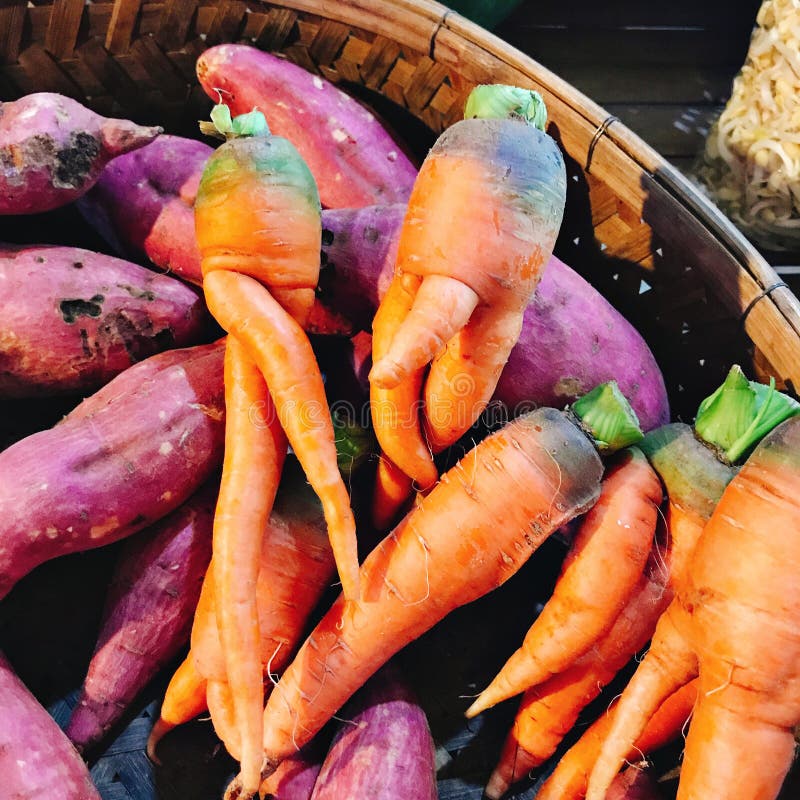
[2, 1, 800, 799]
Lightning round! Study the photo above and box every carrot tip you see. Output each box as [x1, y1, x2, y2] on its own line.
[368, 358, 404, 389]
[484, 768, 509, 800]
[146, 718, 174, 765]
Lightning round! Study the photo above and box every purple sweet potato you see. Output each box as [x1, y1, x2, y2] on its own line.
[0, 244, 208, 397]
[607, 766, 664, 800]
[0, 340, 225, 600]
[0, 651, 100, 799]
[0, 93, 160, 215]
[309, 662, 436, 800]
[259, 743, 325, 800]
[196, 45, 417, 208]
[317, 204, 669, 431]
[65, 483, 216, 752]
[76, 135, 213, 283]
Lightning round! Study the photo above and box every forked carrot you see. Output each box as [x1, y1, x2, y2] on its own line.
[369, 84, 566, 476]
[467, 446, 662, 717]
[214, 335, 287, 794]
[587, 415, 800, 800]
[194, 105, 359, 603]
[483, 423, 734, 798]
[204, 271, 357, 603]
[237, 388, 643, 793]
[535, 679, 699, 800]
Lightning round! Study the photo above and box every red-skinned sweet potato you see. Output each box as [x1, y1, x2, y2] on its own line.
[65, 483, 217, 752]
[260, 747, 325, 800]
[0, 651, 100, 799]
[0, 341, 225, 600]
[0, 244, 208, 397]
[309, 662, 436, 800]
[76, 135, 213, 283]
[196, 45, 417, 208]
[0, 93, 160, 215]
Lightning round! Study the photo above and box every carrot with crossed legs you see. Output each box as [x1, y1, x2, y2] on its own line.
[369, 85, 566, 510]
[195, 106, 359, 603]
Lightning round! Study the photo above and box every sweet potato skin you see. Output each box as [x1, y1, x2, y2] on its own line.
[0, 244, 208, 396]
[76, 135, 213, 283]
[0, 651, 101, 799]
[0, 93, 160, 215]
[196, 46, 417, 208]
[309, 662, 436, 800]
[65, 484, 216, 752]
[0, 341, 225, 600]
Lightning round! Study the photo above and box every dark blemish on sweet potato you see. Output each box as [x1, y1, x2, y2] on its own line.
[117, 283, 155, 301]
[321, 228, 335, 246]
[363, 225, 379, 244]
[34, 256, 45, 264]
[60, 295, 104, 324]
[54, 132, 100, 189]
[73, 261, 83, 269]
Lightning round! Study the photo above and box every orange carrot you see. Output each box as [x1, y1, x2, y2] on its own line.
[370, 272, 436, 497]
[536, 679, 698, 800]
[146, 655, 207, 763]
[484, 557, 675, 799]
[371, 457, 414, 532]
[195, 105, 359, 603]
[369, 85, 566, 466]
[203, 271, 357, 602]
[207, 679, 241, 761]
[150, 462, 335, 766]
[467, 447, 662, 717]
[587, 416, 800, 800]
[214, 336, 287, 795]
[246, 407, 604, 789]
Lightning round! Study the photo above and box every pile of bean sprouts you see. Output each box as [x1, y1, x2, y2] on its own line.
[694, 0, 800, 251]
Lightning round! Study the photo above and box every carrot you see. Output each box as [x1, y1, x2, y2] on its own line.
[587, 414, 800, 800]
[370, 271, 435, 499]
[483, 425, 732, 798]
[467, 446, 662, 717]
[149, 459, 335, 763]
[369, 84, 566, 482]
[146, 655, 207, 764]
[195, 105, 359, 603]
[536, 679, 698, 800]
[241, 393, 644, 793]
[371, 457, 414, 532]
[213, 336, 287, 795]
[207, 679, 241, 761]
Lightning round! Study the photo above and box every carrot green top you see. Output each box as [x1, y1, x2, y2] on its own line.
[464, 84, 548, 130]
[570, 381, 643, 455]
[694, 364, 800, 464]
